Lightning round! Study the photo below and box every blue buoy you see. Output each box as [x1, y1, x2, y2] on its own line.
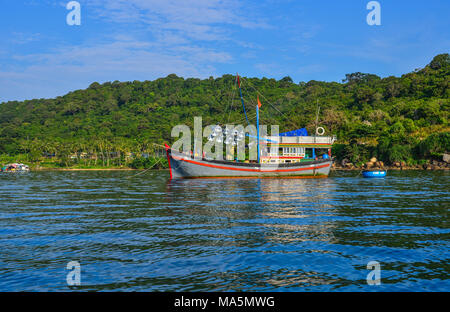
[362, 170, 387, 178]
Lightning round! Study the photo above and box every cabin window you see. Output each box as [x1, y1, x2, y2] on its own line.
[297, 147, 305, 157]
[305, 148, 313, 158]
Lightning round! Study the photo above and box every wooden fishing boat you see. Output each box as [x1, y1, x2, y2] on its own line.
[165, 74, 337, 179]
[166, 147, 333, 179]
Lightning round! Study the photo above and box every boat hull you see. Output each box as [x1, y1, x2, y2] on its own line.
[166, 148, 332, 179]
[362, 170, 386, 178]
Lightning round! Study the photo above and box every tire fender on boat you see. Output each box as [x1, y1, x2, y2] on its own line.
[316, 127, 325, 136]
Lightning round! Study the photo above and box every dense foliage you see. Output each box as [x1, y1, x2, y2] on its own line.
[0, 54, 449, 167]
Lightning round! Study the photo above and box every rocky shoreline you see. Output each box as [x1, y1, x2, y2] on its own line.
[332, 157, 450, 171]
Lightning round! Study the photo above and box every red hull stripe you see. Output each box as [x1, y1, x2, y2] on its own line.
[261, 156, 304, 159]
[171, 155, 330, 172]
[187, 175, 328, 180]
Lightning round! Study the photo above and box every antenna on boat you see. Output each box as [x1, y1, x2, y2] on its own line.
[313, 100, 321, 158]
[315, 100, 320, 131]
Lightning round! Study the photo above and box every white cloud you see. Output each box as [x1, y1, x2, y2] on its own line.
[87, 0, 268, 42]
[0, 37, 233, 102]
[254, 63, 285, 77]
[0, 0, 272, 102]
[1, 0, 266, 101]
[10, 32, 42, 44]
[254, 62, 325, 80]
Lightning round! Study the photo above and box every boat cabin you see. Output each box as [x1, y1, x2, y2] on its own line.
[260, 128, 336, 164]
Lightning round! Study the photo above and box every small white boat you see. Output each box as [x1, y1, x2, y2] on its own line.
[1, 163, 30, 172]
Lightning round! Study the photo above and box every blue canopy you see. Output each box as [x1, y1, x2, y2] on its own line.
[279, 128, 308, 137]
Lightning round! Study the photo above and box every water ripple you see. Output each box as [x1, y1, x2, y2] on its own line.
[0, 170, 448, 291]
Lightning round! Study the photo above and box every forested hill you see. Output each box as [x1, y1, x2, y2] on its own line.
[0, 53, 449, 166]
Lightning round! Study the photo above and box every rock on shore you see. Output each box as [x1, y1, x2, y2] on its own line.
[333, 157, 450, 170]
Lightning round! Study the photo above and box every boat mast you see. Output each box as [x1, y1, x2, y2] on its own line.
[256, 104, 260, 163]
[313, 100, 320, 159]
[257, 95, 261, 164]
[237, 73, 249, 125]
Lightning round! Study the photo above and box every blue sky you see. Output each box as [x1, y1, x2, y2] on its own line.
[0, 0, 449, 102]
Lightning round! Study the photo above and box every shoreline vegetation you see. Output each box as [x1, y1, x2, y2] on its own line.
[0, 54, 448, 169]
[26, 167, 450, 171]
[3, 167, 449, 171]
[2, 156, 449, 171]
[0, 154, 169, 171]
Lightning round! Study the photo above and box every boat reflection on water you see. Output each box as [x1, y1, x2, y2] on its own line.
[165, 177, 340, 289]
[165, 177, 339, 245]
[257, 178, 338, 244]
[1, 170, 447, 291]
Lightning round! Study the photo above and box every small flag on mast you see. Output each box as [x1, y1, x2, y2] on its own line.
[257, 95, 262, 108]
[237, 74, 241, 88]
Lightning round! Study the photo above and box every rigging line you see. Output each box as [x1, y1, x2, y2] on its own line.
[228, 97, 257, 125]
[226, 112, 257, 127]
[241, 91, 257, 109]
[241, 76, 300, 130]
[239, 79, 274, 124]
[227, 93, 250, 124]
[232, 96, 256, 123]
[256, 114, 277, 126]
[236, 74, 250, 125]
[226, 77, 238, 123]
[227, 79, 281, 128]
[239, 92, 261, 116]
[125, 158, 163, 179]
[239, 80, 257, 106]
[215, 112, 257, 130]
[197, 77, 235, 125]
[227, 115, 276, 133]
[231, 108, 257, 119]
[239, 82, 283, 126]
[232, 89, 277, 126]
[207, 88, 233, 123]
[240, 76, 288, 118]
[223, 96, 255, 121]
[239, 86, 250, 125]
[236, 114, 257, 126]
[241, 93, 280, 125]
[226, 87, 237, 123]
